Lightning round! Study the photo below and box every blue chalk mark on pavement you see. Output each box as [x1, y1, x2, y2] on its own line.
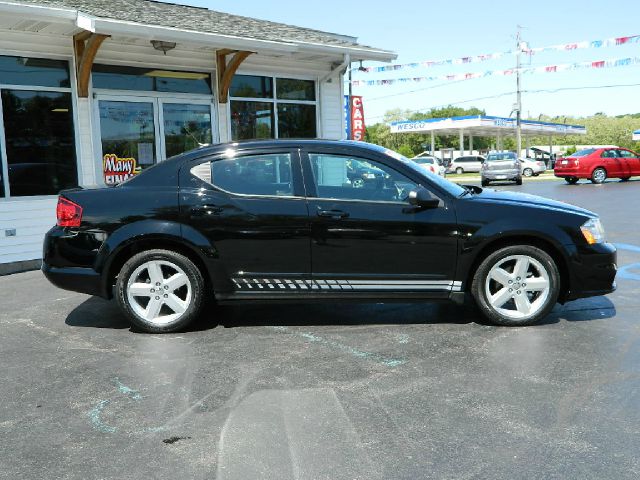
[88, 400, 117, 433]
[271, 326, 406, 367]
[113, 378, 142, 401]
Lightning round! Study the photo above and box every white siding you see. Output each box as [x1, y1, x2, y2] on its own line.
[0, 198, 56, 264]
[319, 73, 345, 140]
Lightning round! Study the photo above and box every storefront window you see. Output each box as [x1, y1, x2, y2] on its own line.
[231, 101, 274, 140]
[92, 64, 212, 94]
[0, 56, 70, 88]
[230, 75, 317, 141]
[230, 75, 273, 98]
[276, 78, 315, 101]
[1, 90, 77, 197]
[277, 104, 316, 138]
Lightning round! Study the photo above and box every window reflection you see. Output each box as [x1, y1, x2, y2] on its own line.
[231, 101, 274, 140]
[163, 103, 212, 158]
[277, 104, 316, 138]
[0, 56, 70, 88]
[1, 90, 77, 196]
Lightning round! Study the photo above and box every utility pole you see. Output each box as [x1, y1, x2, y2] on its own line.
[515, 26, 523, 158]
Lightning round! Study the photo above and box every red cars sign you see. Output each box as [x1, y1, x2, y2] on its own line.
[350, 96, 366, 141]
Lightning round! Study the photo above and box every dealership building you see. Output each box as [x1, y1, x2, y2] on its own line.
[0, 0, 395, 273]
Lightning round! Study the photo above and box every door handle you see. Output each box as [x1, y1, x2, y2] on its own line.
[317, 209, 349, 219]
[190, 204, 224, 216]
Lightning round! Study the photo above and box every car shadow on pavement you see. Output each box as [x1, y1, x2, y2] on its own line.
[64, 295, 617, 332]
[65, 296, 131, 329]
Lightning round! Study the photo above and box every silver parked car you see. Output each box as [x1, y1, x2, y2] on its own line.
[520, 157, 547, 177]
[447, 155, 485, 174]
[410, 155, 446, 177]
[481, 152, 522, 186]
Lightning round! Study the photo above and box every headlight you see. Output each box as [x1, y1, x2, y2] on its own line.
[363, 173, 376, 179]
[580, 218, 606, 245]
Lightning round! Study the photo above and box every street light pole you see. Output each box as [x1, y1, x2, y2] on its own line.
[516, 27, 523, 158]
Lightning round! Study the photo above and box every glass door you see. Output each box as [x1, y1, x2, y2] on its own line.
[96, 95, 214, 186]
[160, 100, 213, 159]
[97, 98, 158, 186]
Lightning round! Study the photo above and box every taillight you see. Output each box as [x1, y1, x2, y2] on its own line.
[56, 196, 83, 227]
[429, 166, 435, 173]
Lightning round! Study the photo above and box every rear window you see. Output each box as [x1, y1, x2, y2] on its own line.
[415, 158, 434, 164]
[486, 152, 516, 161]
[572, 148, 596, 157]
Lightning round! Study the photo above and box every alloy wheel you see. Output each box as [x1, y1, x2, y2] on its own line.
[484, 254, 551, 320]
[126, 260, 192, 325]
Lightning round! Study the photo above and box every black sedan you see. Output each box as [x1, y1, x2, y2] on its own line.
[43, 140, 617, 333]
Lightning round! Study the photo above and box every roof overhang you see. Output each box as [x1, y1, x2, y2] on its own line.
[390, 116, 587, 137]
[0, 1, 396, 62]
[633, 130, 640, 141]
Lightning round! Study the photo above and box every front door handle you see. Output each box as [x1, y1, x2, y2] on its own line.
[317, 209, 349, 219]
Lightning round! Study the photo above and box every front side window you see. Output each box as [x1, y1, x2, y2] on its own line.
[191, 153, 293, 197]
[618, 149, 635, 158]
[308, 154, 417, 203]
[230, 75, 317, 140]
[1, 90, 77, 196]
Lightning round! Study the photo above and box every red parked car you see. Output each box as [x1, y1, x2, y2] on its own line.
[554, 147, 640, 184]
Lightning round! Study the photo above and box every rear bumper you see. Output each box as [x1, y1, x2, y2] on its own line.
[564, 242, 617, 301]
[42, 263, 105, 297]
[482, 171, 520, 180]
[554, 167, 584, 178]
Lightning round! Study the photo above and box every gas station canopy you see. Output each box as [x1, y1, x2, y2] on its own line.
[390, 115, 587, 137]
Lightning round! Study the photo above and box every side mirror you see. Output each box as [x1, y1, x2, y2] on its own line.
[408, 188, 439, 209]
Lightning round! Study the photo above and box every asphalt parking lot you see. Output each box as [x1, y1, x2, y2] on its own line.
[1, 178, 639, 480]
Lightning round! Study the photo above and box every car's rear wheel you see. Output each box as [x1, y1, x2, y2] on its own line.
[565, 177, 579, 184]
[481, 179, 489, 187]
[116, 249, 205, 333]
[515, 177, 523, 185]
[621, 177, 631, 182]
[471, 245, 560, 326]
[591, 167, 607, 184]
[523, 168, 534, 177]
[456, 167, 464, 174]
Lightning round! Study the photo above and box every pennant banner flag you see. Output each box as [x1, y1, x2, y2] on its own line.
[354, 35, 640, 73]
[350, 57, 640, 87]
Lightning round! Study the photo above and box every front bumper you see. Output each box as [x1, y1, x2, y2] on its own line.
[564, 242, 617, 301]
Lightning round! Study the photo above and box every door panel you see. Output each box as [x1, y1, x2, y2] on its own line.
[180, 149, 311, 293]
[303, 151, 458, 293]
[98, 100, 156, 186]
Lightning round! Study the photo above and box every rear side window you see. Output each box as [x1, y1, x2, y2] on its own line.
[190, 153, 293, 196]
[601, 150, 619, 158]
[573, 148, 596, 157]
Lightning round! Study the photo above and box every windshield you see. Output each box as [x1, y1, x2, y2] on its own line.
[572, 148, 597, 157]
[486, 152, 517, 161]
[414, 158, 434, 164]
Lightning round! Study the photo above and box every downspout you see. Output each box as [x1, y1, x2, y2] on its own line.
[320, 53, 350, 83]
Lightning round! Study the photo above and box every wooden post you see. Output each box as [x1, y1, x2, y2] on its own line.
[73, 31, 109, 97]
[216, 50, 253, 103]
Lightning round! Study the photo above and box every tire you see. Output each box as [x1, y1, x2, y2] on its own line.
[591, 167, 607, 184]
[621, 177, 631, 182]
[115, 249, 205, 333]
[352, 178, 364, 188]
[481, 179, 489, 187]
[515, 177, 523, 186]
[471, 245, 560, 326]
[523, 168, 534, 177]
[456, 167, 464, 174]
[565, 177, 579, 185]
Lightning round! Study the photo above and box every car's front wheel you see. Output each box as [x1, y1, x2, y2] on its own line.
[456, 167, 464, 174]
[116, 249, 205, 333]
[523, 168, 533, 177]
[471, 245, 560, 326]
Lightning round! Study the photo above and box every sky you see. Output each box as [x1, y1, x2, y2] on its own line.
[165, 0, 640, 125]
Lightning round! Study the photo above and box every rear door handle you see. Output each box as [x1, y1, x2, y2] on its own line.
[190, 204, 224, 216]
[317, 209, 349, 219]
